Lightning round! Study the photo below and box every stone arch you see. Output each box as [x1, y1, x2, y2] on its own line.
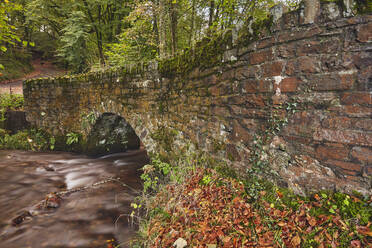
[84, 112, 141, 156]
[86, 100, 158, 156]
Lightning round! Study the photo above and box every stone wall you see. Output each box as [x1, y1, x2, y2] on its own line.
[24, 2, 372, 195]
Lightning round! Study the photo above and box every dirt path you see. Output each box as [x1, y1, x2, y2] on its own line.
[0, 60, 66, 95]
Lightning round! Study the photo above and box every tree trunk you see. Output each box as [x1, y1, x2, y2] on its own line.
[208, 0, 215, 29]
[158, 0, 167, 58]
[189, 0, 196, 48]
[169, 1, 178, 56]
[152, 2, 160, 55]
[82, 0, 105, 66]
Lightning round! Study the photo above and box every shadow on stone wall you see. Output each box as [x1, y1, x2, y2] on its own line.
[3, 111, 30, 134]
[85, 113, 140, 156]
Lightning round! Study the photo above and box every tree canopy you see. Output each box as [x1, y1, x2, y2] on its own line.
[2, 0, 369, 73]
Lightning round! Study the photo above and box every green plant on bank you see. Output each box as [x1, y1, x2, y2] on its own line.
[81, 111, 97, 133]
[66, 132, 81, 145]
[0, 128, 53, 151]
[310, 192, 371, 225]
[140, 155, 173, 194]
[49, 136, 56, 150]
[0, 94, 24, 122]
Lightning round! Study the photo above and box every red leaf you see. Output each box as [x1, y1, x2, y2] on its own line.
[351, 240, 361, 247]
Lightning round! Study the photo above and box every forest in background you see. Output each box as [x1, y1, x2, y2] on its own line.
[0, 0, 297, 78]
[0, 0, 370, 78]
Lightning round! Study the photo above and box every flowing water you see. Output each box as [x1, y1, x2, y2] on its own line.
[0, 149, 149, 248]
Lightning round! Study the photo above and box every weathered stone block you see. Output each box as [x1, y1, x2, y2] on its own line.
[259, 79, 273, 92]
[284, 111, 322, 137]
[282, 10, 299, 29]
[247, 49, 274, 65]
[257, 37, 275, 49]
[262, 61, 284, 77]
[229, 120, 253, 144]
[341, 92, 372, 105]
[302, 0, 320, 24]
[316, 144, 350, 161]
[313, 129, 372, 146]
[311, 72, 355, 91]
[284, 60, 296, 75]
[278, 26, 322, 43]
[354, 119, 372, 131]
[297, 39, 340, 56]
[343, 105, 371, 118]
[241, 79, 259, 93]
[351, 146, 372, 164]
[278, 44, 296, 59]
[326, 160, 362, 175]
[244, 94, 267, 107]
[298, 56, 320, 73]
[275, 77, 299, 93]
[322, 116, 352, 129]
[357, 23, 372, 43]
[235, 66, 259, 80]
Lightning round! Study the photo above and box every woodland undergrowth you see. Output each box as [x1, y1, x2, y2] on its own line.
[130, 157, 372, 248]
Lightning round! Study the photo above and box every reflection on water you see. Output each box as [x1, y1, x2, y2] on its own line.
[0, 149, 149, 248]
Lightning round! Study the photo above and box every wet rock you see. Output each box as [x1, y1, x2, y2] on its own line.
[11, 211, 32, 226]
[56, 182, 67, 189]
[43, 193, 62, 209]
[43, 165, 55, 172]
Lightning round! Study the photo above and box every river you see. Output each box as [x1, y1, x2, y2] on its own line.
[0, 149, 149, 248]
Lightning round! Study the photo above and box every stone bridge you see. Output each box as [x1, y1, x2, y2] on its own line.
[24, 2, 371, 195]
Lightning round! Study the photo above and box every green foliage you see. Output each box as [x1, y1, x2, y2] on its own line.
[30, 32, 59, 60]
[66, 132, 81, 145]
[0, 49, 33, 81]
[0, 128, 52, 151]
[81, 111, 97, 131]
[200, 174, 213, 185]
[25, 0, 133, 68]
[354, 0, 372, 14]
[106, 0, 277, 67]
[0, 93, 24, 122]
[150, 126, 178, 153]
[309, 192, 372, 225]
[280, 0, 301, 10]
[49, 136, 55, 150]
[246, 101, 299, 183]
[57, 11, 90, 73]
[105, 2, 157, 67]
[141, 156, 172, 194]
[0, 0, 22, 50]
[85, 111, 96, 125]
[0, 0, 30, 73]
[0, 93, 24, 110]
